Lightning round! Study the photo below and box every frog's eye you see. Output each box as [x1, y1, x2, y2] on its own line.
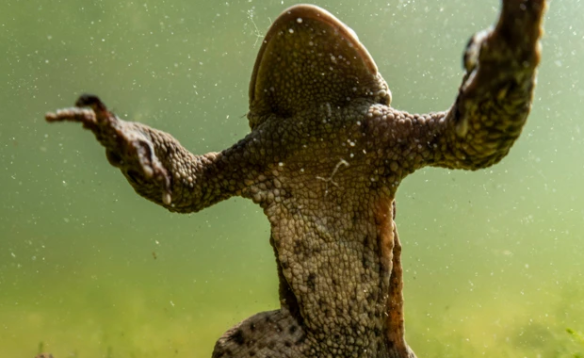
[248, 5, 390, 129]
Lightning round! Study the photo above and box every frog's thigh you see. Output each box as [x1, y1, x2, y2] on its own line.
[212, 308, 307, 358]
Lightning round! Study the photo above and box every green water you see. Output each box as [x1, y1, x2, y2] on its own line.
[1, 0, 583, 357]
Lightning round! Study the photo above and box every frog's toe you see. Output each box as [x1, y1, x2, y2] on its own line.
[75, 94, 104, 109]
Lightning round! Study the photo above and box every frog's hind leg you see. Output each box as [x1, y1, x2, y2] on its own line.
[212, 235, 307, 358]
[212, 307, 307, 358]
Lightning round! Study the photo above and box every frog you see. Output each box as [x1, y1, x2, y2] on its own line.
[45, 1, 547, 357]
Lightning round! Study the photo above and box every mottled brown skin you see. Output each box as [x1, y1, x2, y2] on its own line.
[45, 1, 546, 357]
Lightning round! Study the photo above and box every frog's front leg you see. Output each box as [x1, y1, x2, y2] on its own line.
[432, 0, 546, 170]
[375, 0, 546, 175]
[46, 94, 256, 213]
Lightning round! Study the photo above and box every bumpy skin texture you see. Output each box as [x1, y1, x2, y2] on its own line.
[45, 1, 546, 357]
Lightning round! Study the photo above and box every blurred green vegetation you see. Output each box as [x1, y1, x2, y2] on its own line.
[1, 0, 583, 357]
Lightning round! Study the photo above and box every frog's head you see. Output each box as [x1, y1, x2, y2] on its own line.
[247, 5, 391, 130]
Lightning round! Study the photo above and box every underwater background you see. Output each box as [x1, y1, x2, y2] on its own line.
[1, 0, 583, 357]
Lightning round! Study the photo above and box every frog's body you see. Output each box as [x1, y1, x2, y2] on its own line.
[46, 2, 546, 357]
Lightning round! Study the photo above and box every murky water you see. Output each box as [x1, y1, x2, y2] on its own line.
[1, 1, 583, 357]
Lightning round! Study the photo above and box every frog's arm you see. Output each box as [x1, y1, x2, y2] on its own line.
[390, 0, 546, 172]
[46, 95, 261, 213]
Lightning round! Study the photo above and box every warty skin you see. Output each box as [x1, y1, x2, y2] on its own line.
[45, 1, 547, 357]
